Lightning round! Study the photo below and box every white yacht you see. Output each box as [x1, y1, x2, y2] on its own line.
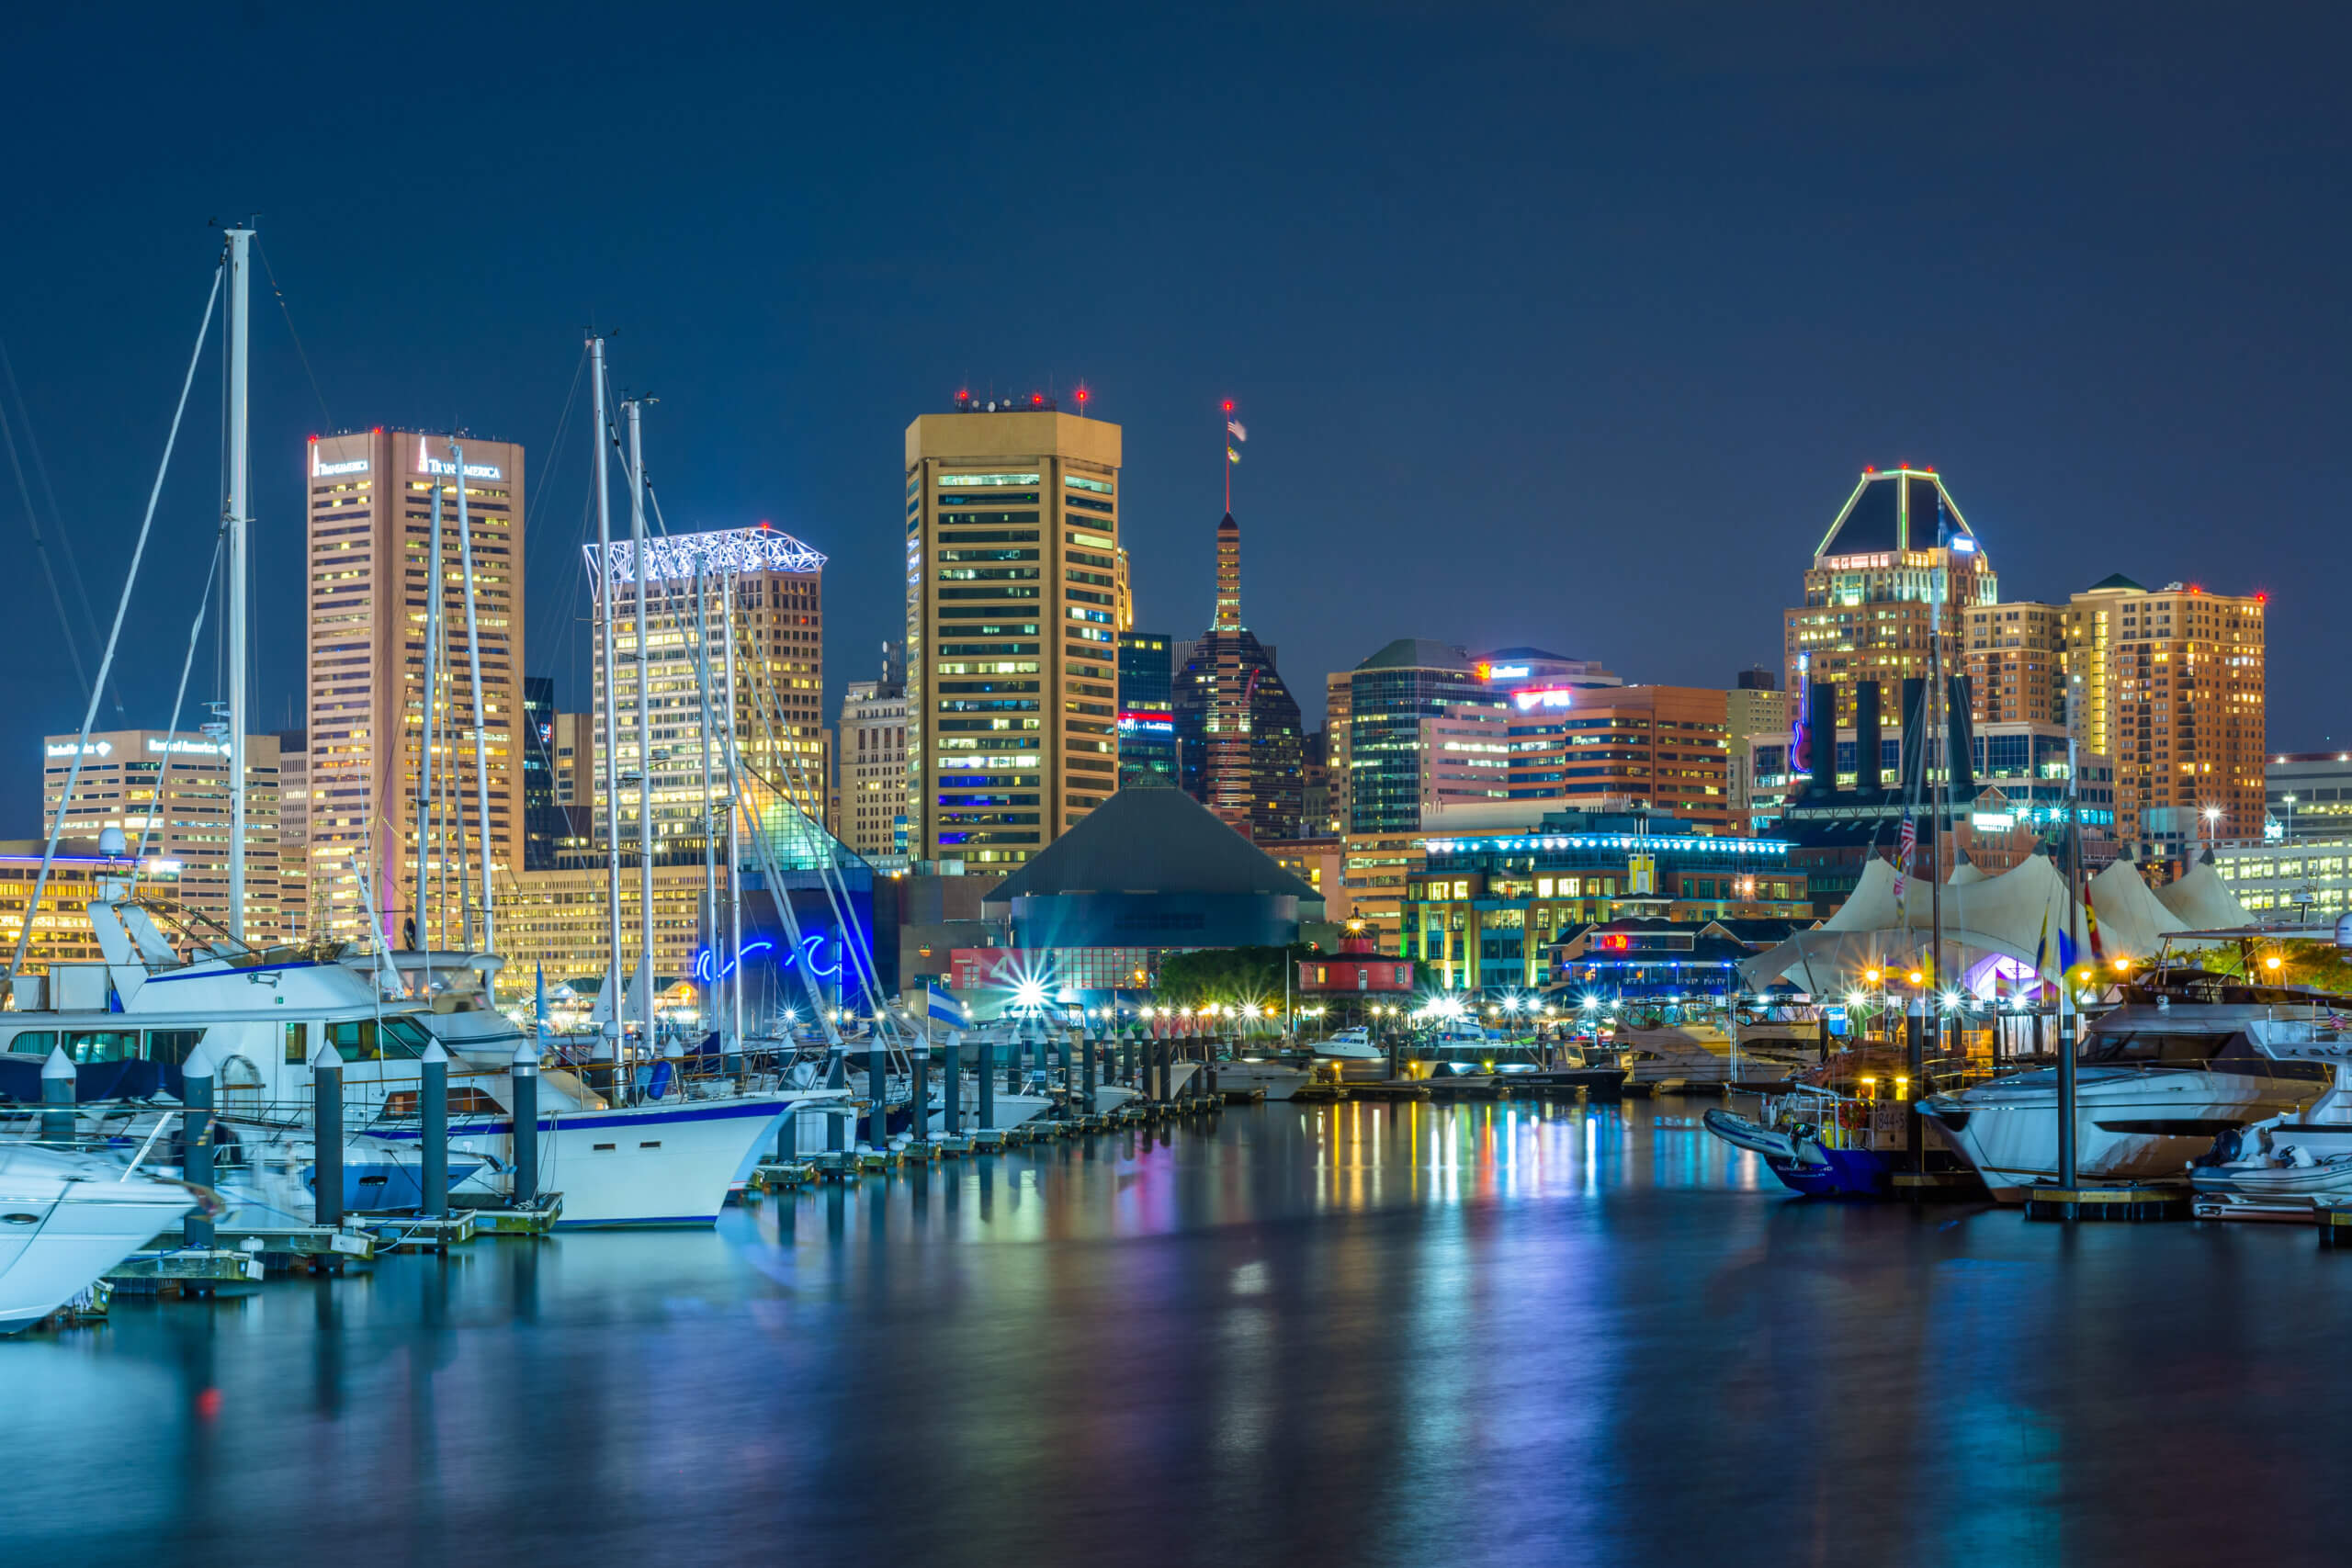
[1212, 1055, 1313, 1100]
[2, 897, 835, 1228]
[1612, 1014, 1742, 1089]
[1309, 1026, 1385, 1061]
[1918, 974, 2328, 1201]
[0, 1145, 201, 1334]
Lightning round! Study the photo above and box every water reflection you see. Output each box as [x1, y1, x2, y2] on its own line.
[7, 1101, 2342, 1567]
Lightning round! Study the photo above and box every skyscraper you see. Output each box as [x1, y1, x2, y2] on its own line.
[520, 675, 560, 872]
[1171, 510, 1305, 840]
[904, 400, 1122, 866]
[1344, 639, 1499, 834]
[2064, 575, 2266, 854]
[1783, 467, 1995, 732]
[276, 728, 309, 938]
[1116, 631, 1178, 790]
[303, 429, 524, 946]
[1963, 602, 2068, 728]
[582, 523, 830, 866]
[41, 728, 286, 943]
[841, 643, 909, 863]
[1324, 672, 1353, 832]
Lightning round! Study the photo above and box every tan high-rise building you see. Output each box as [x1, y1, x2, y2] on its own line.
[1324, 672, 1353, 833]
[276, 732, 309, 938]
[304, 430, 524, 947]
[1964, 601, 2068, 728]
[904, 401, 1121, 866]
[584, 524, 830, 868]
[1784, 468, 1996, 728]
[1504, 685, 1735, 833]
[841, 660, 909, 864]
[550, 711, 595, 811]
[40, 728, 285, 944]
[2064, 575, 2266, 853]
[1724, 671, 1789, 830]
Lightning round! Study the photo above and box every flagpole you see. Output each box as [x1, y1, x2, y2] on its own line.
[1222, 400, 1232, 514]
[2058, 686, 2085, 1187]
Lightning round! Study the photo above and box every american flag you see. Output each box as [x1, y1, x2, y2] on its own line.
[1893, 815, 1916, 901]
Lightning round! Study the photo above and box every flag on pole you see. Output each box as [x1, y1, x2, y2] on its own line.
[1227, 446, 1241, 464]
[1893, 814, 1917, 901]
[1226, 419, 1248, 442]
[926, 982, 968, 1029]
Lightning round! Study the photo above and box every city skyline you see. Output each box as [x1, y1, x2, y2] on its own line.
[1, 6, 2346, 836]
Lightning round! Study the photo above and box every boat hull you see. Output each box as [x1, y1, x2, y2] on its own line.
[1213, 1061, 1312, 1100]
[1921, 1068, 2312, 1201]
[2190, 1121, 2352, 1213]
[426, 1096, 797, 1226]
[0, 1152, 196, 1333]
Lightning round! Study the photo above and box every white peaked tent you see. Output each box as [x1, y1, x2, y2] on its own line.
[1742, 852, 2092, 991]
[2158, 852, 2255, 930]
[1948, 857, 1989, 886]
[2086, 857, 2189, 959]
[1823, 856, 1902, 931]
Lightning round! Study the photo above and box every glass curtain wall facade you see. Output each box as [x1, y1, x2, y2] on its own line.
[1346, 640, 1500, 834]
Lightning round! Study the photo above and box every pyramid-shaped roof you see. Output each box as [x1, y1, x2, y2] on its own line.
[2082, 572, 2147, 594]
[1815, 468, 1979, 558]
[1356, 637, 1471, 672]
[988, 787, 1320, 902]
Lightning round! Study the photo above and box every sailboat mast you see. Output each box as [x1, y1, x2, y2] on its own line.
[590, 337, 623, 1060]
[693, 551, 719, 1044]
[722, 575, 743, 1051]
[224, 227, 252, 944]
[455, 440, 495, 953]
[627, 399, 656, 1051]
[420, 474, 444, 954]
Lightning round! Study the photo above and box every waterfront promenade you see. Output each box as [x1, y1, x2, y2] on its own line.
[13, 1100, 2338, 1567]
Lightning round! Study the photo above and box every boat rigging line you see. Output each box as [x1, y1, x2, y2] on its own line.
[6, 254, 223, 984]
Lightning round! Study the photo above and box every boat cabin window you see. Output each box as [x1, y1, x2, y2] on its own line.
[380, 1087, 503, 1118]
[2082, 1031, 2233, 1065]
[64, 1030, 141, 1064]
[144, 1030, 204, 1066]
[4, 1028, 209, 1065]
[322, 1015, 434, 1063]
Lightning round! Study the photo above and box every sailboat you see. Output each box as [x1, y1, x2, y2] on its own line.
[0, 246, 834, 1231]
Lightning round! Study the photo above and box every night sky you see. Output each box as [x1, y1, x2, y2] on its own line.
[4, 3, 2346, 827]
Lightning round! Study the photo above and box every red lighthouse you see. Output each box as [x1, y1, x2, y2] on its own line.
[1297, 921, 1415, 998]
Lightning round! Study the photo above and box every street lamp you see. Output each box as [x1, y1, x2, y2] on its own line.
[2203, 804, 2222, 847]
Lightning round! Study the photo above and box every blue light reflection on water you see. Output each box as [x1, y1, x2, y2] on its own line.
[8, 1101, 2346, 1568]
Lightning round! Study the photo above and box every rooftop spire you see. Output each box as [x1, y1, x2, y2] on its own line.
[1215, 511, 1241, 630]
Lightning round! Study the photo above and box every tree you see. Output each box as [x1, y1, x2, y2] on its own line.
[1152, 943, 1317, 1007]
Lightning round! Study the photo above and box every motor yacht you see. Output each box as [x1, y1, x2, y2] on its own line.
[1211, 1053, 1314, 1100]
[0, 1144, 203, 1334]
[1918, 972, 2331, 1201]
[1611, 1012, 1742, 1089]
[1309, 1026, 1385, 1061]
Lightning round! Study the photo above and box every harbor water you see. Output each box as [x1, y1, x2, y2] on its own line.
[12, 1099, 2343, 1567]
